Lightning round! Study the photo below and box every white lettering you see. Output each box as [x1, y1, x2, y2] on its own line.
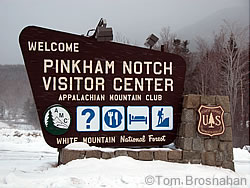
[27, 41, 80, 52]
[44, 59, 53, 73]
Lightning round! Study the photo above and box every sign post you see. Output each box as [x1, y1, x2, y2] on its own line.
[19, 26, 186, 148]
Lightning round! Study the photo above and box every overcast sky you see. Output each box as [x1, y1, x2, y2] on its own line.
[0, 0, 249, 64]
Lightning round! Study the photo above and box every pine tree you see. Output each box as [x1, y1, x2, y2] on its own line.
[47, 110, 54, 130]
[23, 98, 40, 129]
[208, 112, 215, 128]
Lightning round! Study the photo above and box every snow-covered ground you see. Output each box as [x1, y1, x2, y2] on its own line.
[0, 121, 249, 188]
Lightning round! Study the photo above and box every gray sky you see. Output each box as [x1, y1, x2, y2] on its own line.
[0, 0, 248, 64]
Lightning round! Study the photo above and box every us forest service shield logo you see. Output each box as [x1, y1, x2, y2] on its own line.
[43, 104, 71, 135]
[198, 105, 225, 137]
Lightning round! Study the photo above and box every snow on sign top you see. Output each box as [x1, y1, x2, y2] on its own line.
[19, 26, 186, 148]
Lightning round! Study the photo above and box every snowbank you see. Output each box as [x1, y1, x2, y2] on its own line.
[0, 128, 55, 153]
[65, 142, 92, 149]
[1, 156, 249, 188]
[233, 148, 250, 176]
[234, 148, 250, 162]
[0, 122, 9, 129]
[65, 142, 173, 152]
[0, 126, 249, 188]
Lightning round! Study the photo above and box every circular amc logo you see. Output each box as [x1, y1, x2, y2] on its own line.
[43, 104, 71, 135]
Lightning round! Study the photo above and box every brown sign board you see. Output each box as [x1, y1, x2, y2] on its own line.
[198, 105, 225, 137]
[19, 26, 186, 148]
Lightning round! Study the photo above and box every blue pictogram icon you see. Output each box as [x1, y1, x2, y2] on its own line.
[102, 106, 125, 131]
[152, 106, 173, 131]
[81, 109, 95, 129]
[129, 114, 147, 125]
[76, 106, 100, 132]
[104, 109, 122, 128]
[127, 106, 149, 131]
[156, 108, 169, 127]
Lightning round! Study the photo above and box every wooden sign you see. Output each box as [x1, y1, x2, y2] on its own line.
[198, 105, 225, 136]
[19, 26, 186, 148]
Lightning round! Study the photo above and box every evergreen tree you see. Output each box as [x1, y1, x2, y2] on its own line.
[47, 110, 54, 130]
[23, 97, 40, 129]
[208, 113, 215, 128]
